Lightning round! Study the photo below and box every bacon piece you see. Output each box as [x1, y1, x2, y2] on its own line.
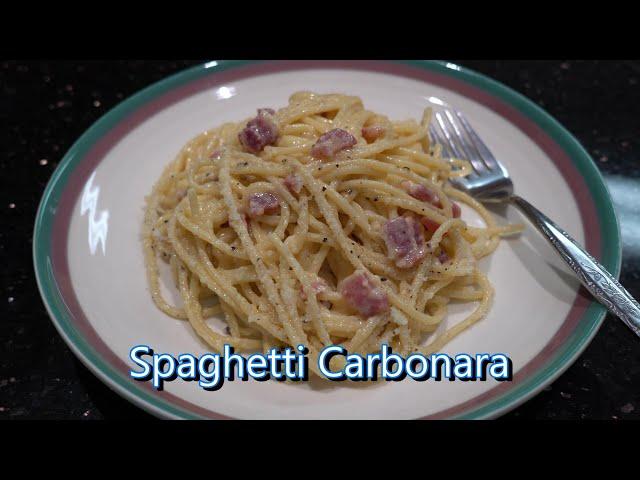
[383, 216, 426, 269]
[246, 191, 280, 218]
[401, 180, 462, 220]
[400, 180, 441, 206]
[438, 251, 450, 264]
[238, 109, 279, 153]
[420, 216, 441, 235]
[311, 128, 357, 159]
[339, 271, 389, 318]
[451, 202, 461, 218]
[362, 125, 386, 143]
[283, 173, 303, 194]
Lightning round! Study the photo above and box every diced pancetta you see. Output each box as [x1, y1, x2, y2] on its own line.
[400, 180, 441, 206]
[283, 173, 303, 194]
[401, 180, 462, 219]
[238, 109, 279, 153]
[362, 125, 386, 143]
[311, 128, 357, 159]
[246, 191, 280, 218]
[420, 216, 441, 235]
[451, 202, 461, 218]
[383, 216, 426, 269]
[339, 270, 389, 318]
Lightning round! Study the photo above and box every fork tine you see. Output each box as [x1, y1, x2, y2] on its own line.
[433, 112, 466, 161]
[429, 124, 477, 184]
[429, 124, 453, 158]
[455, 111, 501, 172]
[442, 110, 489, 175]
[428, 107, 514, 199]
[428, 125, 469, 187]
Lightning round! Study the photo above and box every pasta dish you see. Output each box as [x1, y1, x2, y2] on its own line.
[143, 92, 520, 375]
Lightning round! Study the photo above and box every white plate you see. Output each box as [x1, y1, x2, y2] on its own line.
[34, 61, 620, 419]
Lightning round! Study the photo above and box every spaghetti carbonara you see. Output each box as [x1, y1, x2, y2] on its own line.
[143, 92, 521, 375]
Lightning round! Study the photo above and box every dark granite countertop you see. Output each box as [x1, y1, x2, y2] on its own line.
[1, 60, 638, 420]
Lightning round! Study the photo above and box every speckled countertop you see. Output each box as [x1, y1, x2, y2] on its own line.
[1, 60, 638, 420]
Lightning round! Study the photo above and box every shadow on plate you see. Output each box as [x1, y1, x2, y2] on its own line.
[485, 203, 585, 305]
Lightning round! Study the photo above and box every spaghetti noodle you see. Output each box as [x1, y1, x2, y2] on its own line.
[143, 91, 521, 375]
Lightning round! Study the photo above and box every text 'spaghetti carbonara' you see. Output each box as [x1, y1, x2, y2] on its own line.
[143, 92, 521, 375]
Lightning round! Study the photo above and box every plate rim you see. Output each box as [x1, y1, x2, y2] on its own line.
[33, 60, 622, 420]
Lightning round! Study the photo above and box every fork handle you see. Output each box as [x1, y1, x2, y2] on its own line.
[511, 195, 640, 337]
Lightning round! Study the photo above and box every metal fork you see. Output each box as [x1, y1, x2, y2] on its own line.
[430, 109, 640, 337]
